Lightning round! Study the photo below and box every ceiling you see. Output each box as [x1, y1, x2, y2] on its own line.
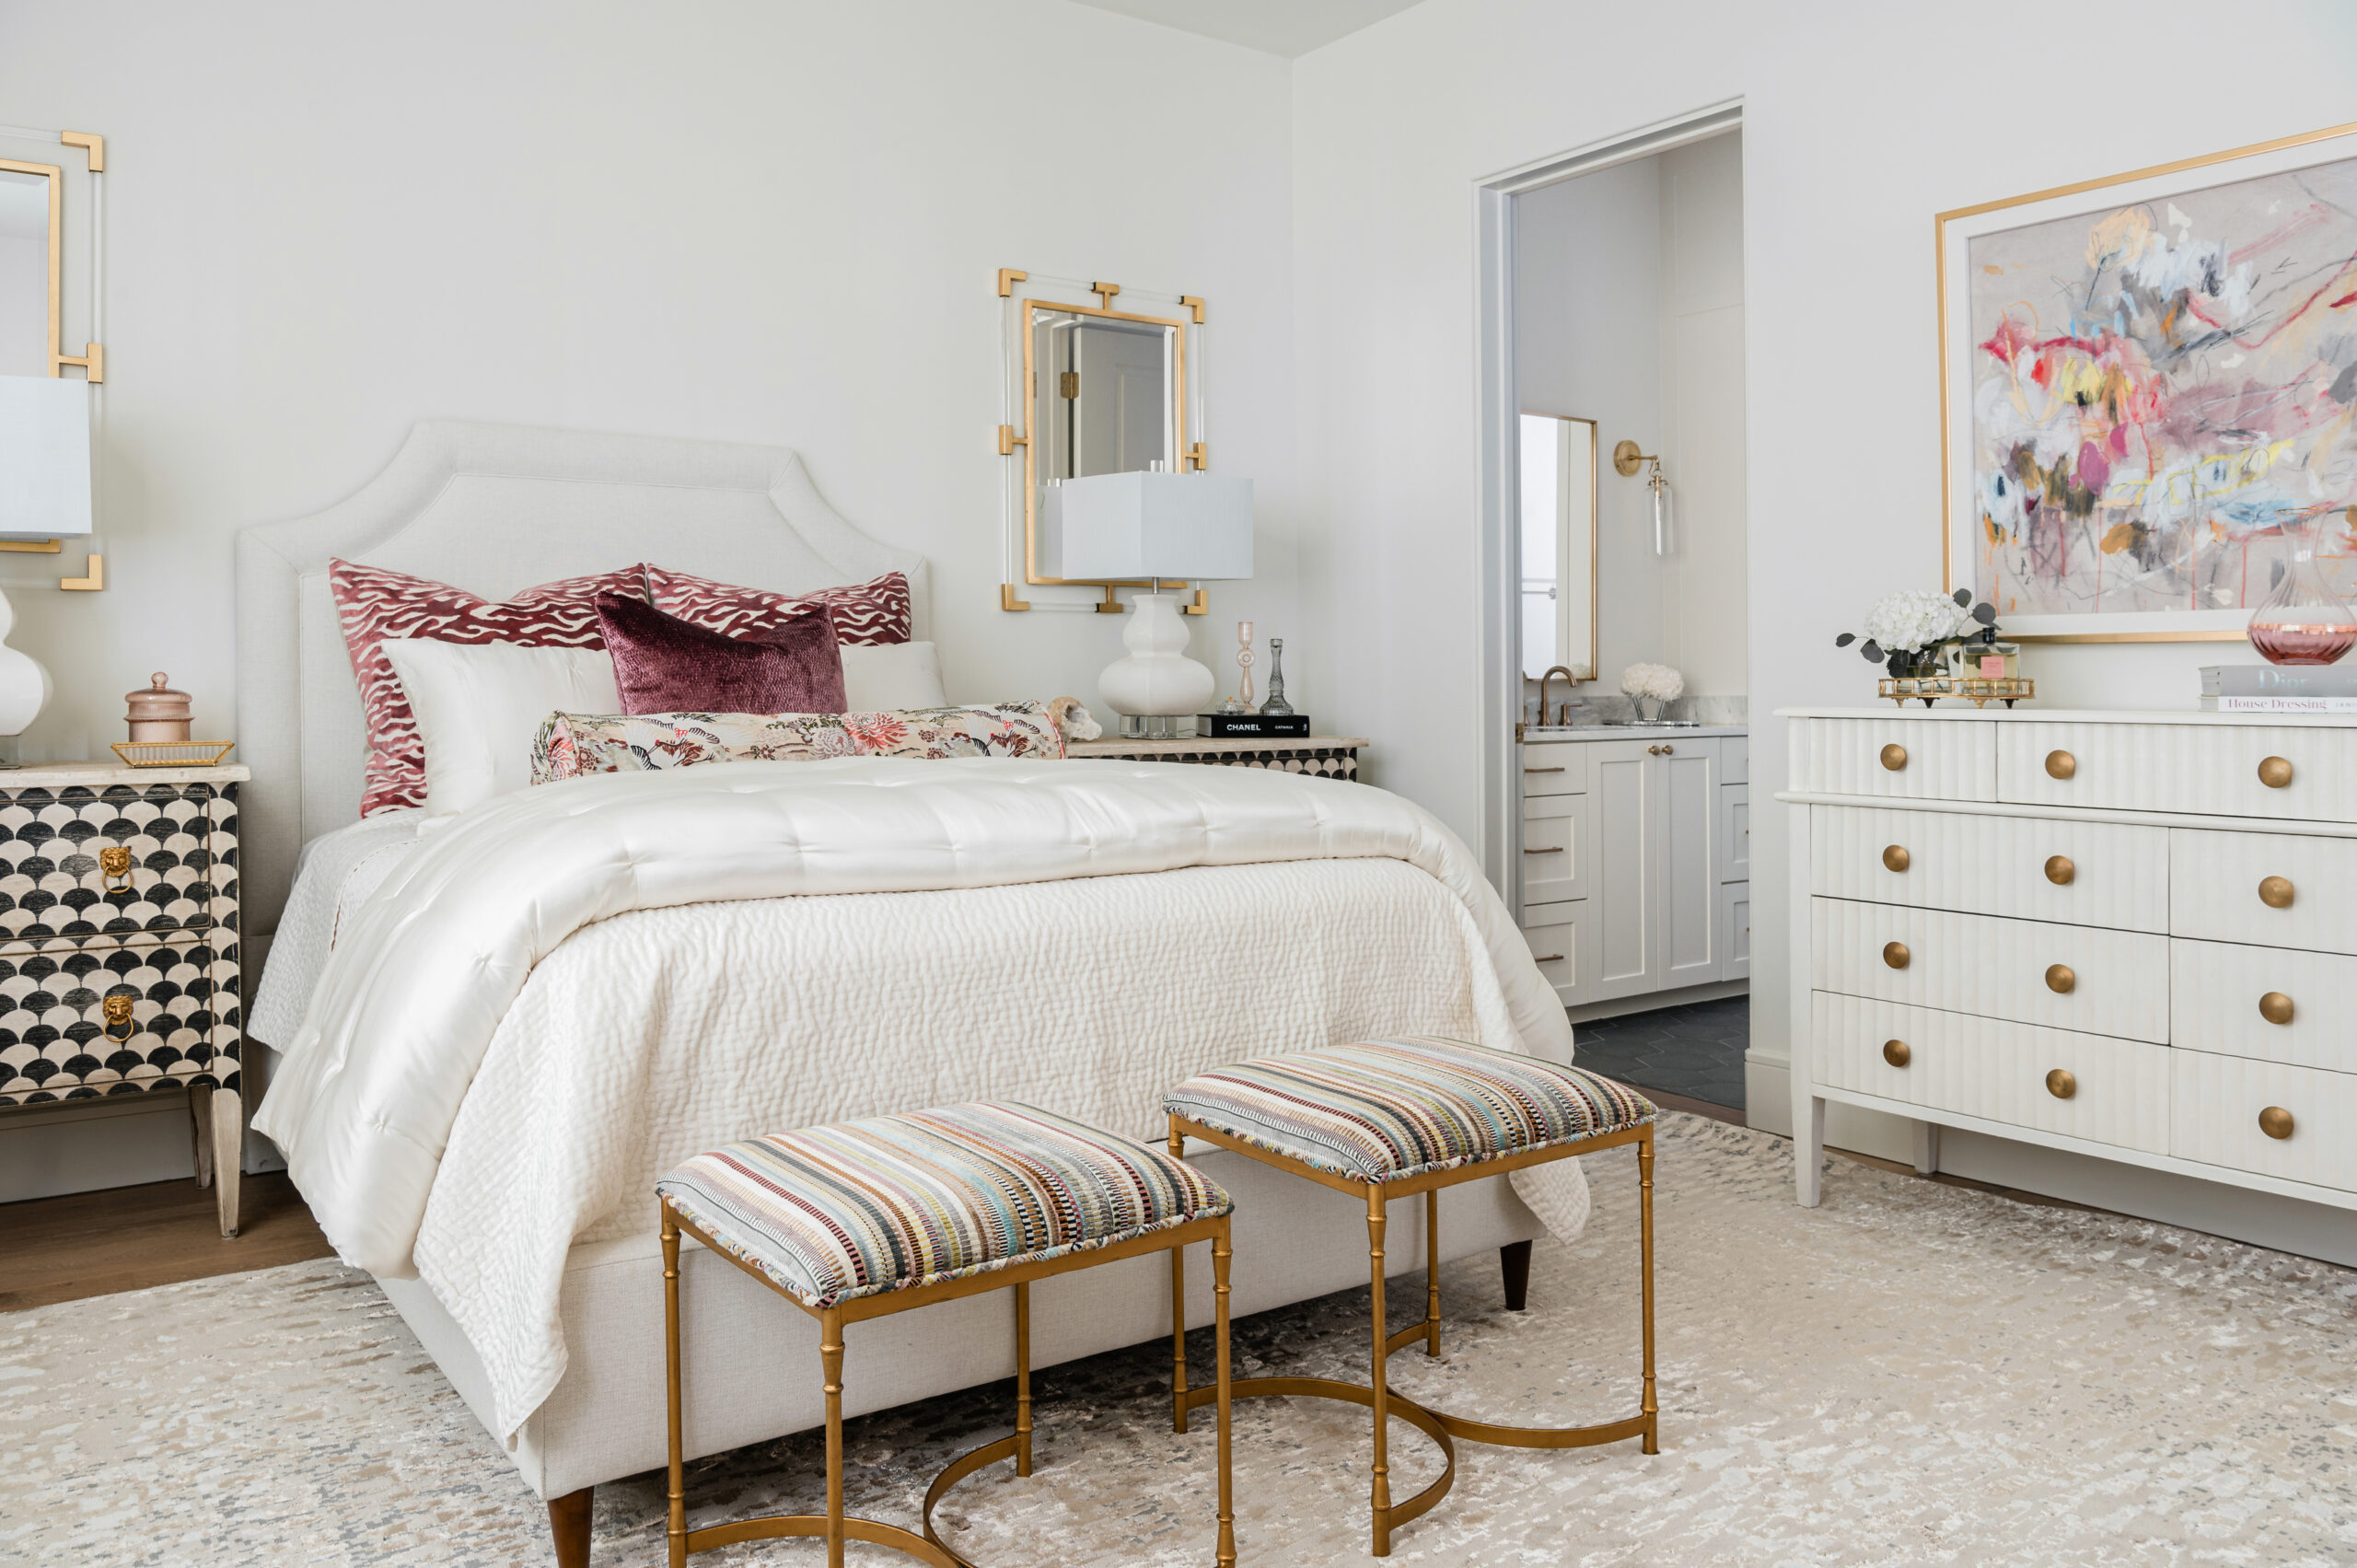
[1065, 0, 1425, 57]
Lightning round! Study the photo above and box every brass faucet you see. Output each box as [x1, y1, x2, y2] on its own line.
[1536, 665, 1579, 730]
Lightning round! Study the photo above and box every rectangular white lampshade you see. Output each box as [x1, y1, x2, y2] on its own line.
[0, 376, 93, 540]
[1048, 470, 1253, 582]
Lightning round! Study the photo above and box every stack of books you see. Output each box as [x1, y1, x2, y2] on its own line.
[2200, 666, 2357, 713]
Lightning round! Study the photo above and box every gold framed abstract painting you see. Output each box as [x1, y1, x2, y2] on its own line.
[1939, 121, 2357, 642]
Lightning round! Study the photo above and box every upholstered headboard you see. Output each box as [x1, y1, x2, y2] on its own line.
[234, 419, 929, 938]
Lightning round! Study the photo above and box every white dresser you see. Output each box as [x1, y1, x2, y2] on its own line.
[1782, 707, 2357, 1213]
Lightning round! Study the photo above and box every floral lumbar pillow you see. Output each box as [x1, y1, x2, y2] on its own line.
[530, 702, 1067, 784]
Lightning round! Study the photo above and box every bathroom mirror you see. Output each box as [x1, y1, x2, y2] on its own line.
[1519, 412, 1598, 679]
[0, 162, 59, 379]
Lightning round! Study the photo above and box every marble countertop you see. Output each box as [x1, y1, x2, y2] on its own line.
[1521, 725, 1748, 742]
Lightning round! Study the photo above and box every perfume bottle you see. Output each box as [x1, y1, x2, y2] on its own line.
[2247, 513, 2357, 666]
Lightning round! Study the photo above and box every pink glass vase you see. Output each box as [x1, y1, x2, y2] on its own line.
[2247, 514, 2357, 666]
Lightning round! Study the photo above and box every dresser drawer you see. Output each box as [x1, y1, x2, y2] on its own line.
[1997, 721, 2357, 821]
[1788, 716, 1995, 801]
[2169, 939, 2357, 1073]
[1522, 791, 1586, 904]
[2169, 829, 2357, 955]
[1811, 806, 2166, 932]
[1519, 744, 1585, 796]
[1813, 993, 2168, 1153]
[1811, 898, 2168, 1042]
[0, 784, 228, 956]
[2170, 1051, 2357, 1192]
[0, 932, 241, 1105]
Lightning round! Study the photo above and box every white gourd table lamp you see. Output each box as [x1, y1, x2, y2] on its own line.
[1049, 470, 1253, 738]
[0, 377, 86, 766]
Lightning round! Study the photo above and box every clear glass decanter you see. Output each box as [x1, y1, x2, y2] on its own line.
[2247, 512, 2357, 666]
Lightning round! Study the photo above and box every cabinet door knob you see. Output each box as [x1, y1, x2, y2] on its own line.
[2258, 755, 2293, 789]
[1660, 744, 1674, 755]
[1646, 745, 1660, 755]
[2045, 749, 2076, 780]
[2045, 963, 2076, 993]
[1879, 742, 1908, 772]
[2259, 991, 2295, 1026]
[2259, 876, 2295, 910]
[2258, 1105, 2295, 1140]
[1882, 940, 1910, 970]
[2045, 1068, 2077, 1100]
[1882, 1039, 1911, 1067]
[2043, 854, 2074, 886]
[1882, 844, 1910, 873]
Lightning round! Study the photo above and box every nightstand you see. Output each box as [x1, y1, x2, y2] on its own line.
[1066, 735, 1368, 780]
[0, 761, 248, 1236]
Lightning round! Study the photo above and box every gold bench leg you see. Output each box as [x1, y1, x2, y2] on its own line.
[1168, 1118, 1190, 1434]
[1639, 1126, 1659, 1455]
[823, 1307, 848, 1568]
[1367, 1187, 1392, 1557]
[663, 1208, 687, 1568]
[1014, 1282, 1034, 1476]
[1423, 1189, 1441, 1359]
[1213, 1218, 1236, 1568]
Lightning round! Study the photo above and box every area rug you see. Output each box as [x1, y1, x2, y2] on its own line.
[6, 1113, 2354, 1565]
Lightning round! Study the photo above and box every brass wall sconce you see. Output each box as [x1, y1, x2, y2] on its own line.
[1612, 440, 1674, 557]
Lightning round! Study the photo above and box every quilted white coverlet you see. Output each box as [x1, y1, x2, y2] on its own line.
[256, 756, 1579, 1435]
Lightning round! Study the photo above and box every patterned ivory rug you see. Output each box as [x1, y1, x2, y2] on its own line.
[6, 1113, 2354, 1566]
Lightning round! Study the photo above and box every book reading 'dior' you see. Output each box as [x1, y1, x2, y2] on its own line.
[2200, 666, 2357, 713]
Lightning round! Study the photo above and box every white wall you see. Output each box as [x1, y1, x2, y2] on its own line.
[1295, 0, 2357, 1230]
[1656, 133, 1746, 700]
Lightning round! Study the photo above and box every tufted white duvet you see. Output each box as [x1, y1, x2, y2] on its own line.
[256, 756, 1582, 1436]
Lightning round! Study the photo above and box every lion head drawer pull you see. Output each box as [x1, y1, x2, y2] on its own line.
[2044, 854, 2074, 886]
[2044, 749, 2076, 780]
[1882, 941, 1910, 970]
[99, 844, 133, 891]
[101, 993, 136, 1042]
[2045, 963, 2076, 994]
[2258, 1105, 2295, 1140]
[1882, 844, 1910, 873]
[2258, 876, 2295, 910]
[2045, 1068, 2077, 1100]
[1881, 1039, 1911, 1067]
[1878, 743, 1908, 772]
[2258, 756, 2293, 789]
[2259, 991, 2295, 1026]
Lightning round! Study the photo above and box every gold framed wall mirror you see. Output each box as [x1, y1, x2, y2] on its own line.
[997, 271, 1209, 612]
[1519, 412, 1598, 684]
[0, 127, 104, 586]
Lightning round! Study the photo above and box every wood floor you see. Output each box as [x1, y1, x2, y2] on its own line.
[0, 1170, 335, 1312]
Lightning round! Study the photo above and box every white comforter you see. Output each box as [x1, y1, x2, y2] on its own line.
[256, 757, 1581, 1435]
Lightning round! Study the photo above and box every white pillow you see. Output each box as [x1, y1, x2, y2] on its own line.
[380, 639, 621, 818]
[840, 641, 946, 709]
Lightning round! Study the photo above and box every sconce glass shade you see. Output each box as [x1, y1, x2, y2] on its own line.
[1649, 467, 1674, 558]
[0, 376, 92, 541]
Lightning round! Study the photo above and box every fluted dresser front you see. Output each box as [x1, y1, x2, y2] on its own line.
[1781, 708, 2357, 1212]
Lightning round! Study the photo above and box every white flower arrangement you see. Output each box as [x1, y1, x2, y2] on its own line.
[1859, 589, 1972, 655]
[1620, 662, 1684, 703]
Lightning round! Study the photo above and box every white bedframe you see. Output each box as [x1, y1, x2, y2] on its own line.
[234, 420, 1543, 1563]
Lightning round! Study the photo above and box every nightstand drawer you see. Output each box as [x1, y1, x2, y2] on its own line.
[0, 932, 242, 1105]
[2171, 1051, 2357, 1192]
[1811, 805, 2167, 932]
[0, 783, 230, 954]
[1788, 716, 1995, 801]
[1999, 722, 2357, 821]
[1810, 897, 2168, 1042]
[2169, 829, 2357, 955]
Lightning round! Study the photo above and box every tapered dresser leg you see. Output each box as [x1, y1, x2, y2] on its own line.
[1794, 1095, 1826, 1208]
[189, 1083, 215, 1191]
[1499, 1239, 1532, 1312]
[1912, 1121, 1941, 1177]
[211, 1088, 243, 1237]
[547, 1485, 593, 1568]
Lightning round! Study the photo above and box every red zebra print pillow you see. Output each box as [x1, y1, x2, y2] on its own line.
[643, 566, 911, 647]
[328, 559, 653, 817]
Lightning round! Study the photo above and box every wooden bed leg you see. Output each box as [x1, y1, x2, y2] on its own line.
[1500, 1240, 1533, 1312]
[548, 1485, 593, 1568]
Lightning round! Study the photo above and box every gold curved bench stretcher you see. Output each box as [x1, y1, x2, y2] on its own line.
[1164, 1116, 1659, 1558]
[662, 1202, 1238, 1568]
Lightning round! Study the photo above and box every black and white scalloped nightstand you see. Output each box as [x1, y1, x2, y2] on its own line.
[1065, 735, 1366, 780]
[0, 761, 247, 1236]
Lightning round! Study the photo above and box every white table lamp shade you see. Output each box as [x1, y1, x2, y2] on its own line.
[0, 376, 92, 540]
[1049, 471, 1253, 582]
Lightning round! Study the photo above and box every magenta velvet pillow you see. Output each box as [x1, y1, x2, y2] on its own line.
[596, 592, 848, 716]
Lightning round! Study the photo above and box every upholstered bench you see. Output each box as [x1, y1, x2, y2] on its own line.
[1164, 1037, 1657, 1557]
[656, 1102, 1238, 1568]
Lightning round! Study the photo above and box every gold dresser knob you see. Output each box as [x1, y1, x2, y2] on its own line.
[2258, 1105, 2295, 1140]
[2045, 963, 2076, 994]
[2258, 756, 2293, 789]
[1882, 941, 1910, 970]
[1882, 844, 1910, 873]
[2045, 749, 2076, 780]
[2259, 992, 2295, 1026]
[1879, 742, 1908, 772]
[2259, 876, 2295, 910]
[2045, 1068, 2077, 1100]
[1882, 1039, 1911, 1067]
[2044, 854, 2074, 886]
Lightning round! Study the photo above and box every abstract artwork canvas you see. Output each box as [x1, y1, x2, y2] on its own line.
[1940, 124, 2357, 638]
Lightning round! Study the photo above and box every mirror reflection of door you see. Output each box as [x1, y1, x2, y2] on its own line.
[0, 168, 54, 378]
[1033, 311, 1174, 494]
[1520, 412, 1597, 680]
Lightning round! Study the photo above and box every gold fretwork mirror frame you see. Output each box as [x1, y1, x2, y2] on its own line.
[0, 127, 106, 587]
[996, 268, 1210, 614]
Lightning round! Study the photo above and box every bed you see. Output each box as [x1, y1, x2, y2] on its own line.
[236, 420, 1573, 1565]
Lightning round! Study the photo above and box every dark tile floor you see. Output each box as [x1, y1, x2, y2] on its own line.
[1570, 995, 1748, 1112]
